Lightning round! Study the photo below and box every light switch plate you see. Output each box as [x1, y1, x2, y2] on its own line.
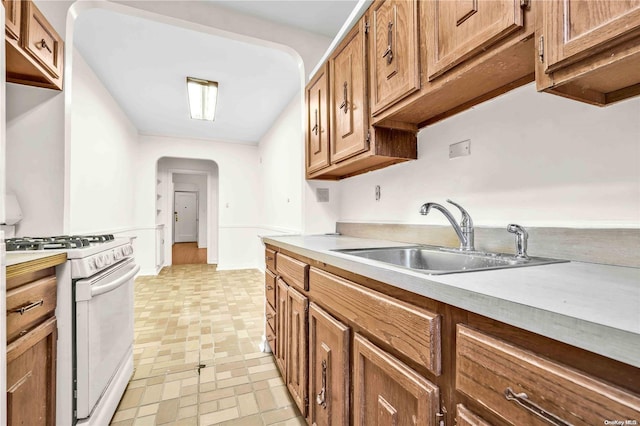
[450, 139, 471, 159]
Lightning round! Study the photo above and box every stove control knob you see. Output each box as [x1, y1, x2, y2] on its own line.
[105, 253, 114, 266]
[123, 245, 133, 256]
[114, 248, 123, 260]
[95, 255, 105, 268]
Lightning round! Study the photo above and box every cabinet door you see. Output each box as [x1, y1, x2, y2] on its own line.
[306, 65, 331, 174]
[543, 0, 640, 73]
[286, 286, 309, 417]
[353, 334, 440, 426]
[330, 20, 368, 164]
[6, 317, 57, 426]
[22, 1, 64, 80]
[369, 0, 419, 115]
[426, 0, 524, 80]
[308, 303, 350, 426]
[275, 278, 288, 377]
[3, 0, 21, 40]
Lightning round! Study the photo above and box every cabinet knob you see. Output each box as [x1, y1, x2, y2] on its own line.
[36, 38, 52, 53]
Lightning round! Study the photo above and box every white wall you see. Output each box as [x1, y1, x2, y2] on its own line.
[69, 49, 138, 234]
[173, 173, 208, 247]
[338, 84, 640, 228]
[139, 136, 260, 271]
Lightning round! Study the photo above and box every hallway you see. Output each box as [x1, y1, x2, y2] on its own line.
[172, 242, 208, 265]
[110, 265, 305, 425]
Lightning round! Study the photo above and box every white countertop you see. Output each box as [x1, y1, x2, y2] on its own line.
[262, 234, 640, 368]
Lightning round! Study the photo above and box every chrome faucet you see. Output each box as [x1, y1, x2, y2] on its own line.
[507, 224, 529, 259]
[419, 199, 475, 251]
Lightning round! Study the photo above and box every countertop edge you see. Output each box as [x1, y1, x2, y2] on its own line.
[263, 236, 640, 368]
[6, 252, 68, 280]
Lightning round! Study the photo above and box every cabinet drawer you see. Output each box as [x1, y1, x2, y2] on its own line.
[456, 325, 640, 425]
[310, 268, 441, 375]
[6, 275, 57, 342]
[22, 1, 63, 79]
[265, 302, 276, 331]
[265, 249, 276, 272]
[265, 270, 276, 308]
[276, 253, 309, 292]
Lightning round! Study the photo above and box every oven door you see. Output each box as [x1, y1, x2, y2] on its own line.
[74, 257, 139, 420]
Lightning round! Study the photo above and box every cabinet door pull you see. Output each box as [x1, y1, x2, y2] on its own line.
[36, 39, 53, 53]
[382, 21, 394, 64]
[504, 387, 571, 426]
[266, 285, 274, 290]
[11, 300, 44, 315]
[266, 313, 274, 320]
[312, 109, 319, 135]
[316, 359, 328, 409]
[339, 81, 348, 113]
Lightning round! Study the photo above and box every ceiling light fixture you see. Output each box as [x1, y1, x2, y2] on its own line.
[187, 77, 218, 121]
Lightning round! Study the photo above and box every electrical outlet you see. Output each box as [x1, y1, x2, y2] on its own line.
[316, 188, 329, 203]
[450, 139, 471, 159]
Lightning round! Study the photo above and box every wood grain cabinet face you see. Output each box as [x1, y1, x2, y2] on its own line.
[3, 0, 22, 40]
[308, 303, 350, 426]
[286, 286, 309, 417]
[330, 20, 369, 164]
[543, 0, 640, 73]
[22, 0, 63, 79]
[369, 0, 419, 115]
[275, 278, 288, 377]
[306, 65, 331, 175]
[536, 0, 640, 105]
[353, 334, 440, 426]
[7, 317, 57, 426]
[426, 0, 525, 80]
[456, 325, 640, 424]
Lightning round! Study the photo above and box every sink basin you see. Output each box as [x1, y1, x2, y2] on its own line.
[332, 246, 567, 275]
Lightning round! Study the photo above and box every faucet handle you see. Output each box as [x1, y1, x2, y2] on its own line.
[446, 199, 473, 228]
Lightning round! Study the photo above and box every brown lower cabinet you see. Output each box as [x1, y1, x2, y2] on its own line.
[308, 303, 349, 426]
[6, 254, 65, 426]
[6, 317, 57, 425]
[264, 246, 640, 425]
[353, 334, 440, 426]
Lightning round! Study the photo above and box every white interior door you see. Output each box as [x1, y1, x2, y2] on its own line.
[174, 191, 198, 243]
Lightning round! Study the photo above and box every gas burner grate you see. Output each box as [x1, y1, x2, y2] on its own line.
[4, 235, 115, 251]
[79, 234, 115, 243]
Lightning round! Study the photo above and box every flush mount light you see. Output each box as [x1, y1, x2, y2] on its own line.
[187, 77, 218, 121]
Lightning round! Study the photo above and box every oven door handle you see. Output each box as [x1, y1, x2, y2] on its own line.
[90, 263, 140, 298]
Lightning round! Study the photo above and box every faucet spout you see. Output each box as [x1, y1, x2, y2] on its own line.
[419, 199, 475, 251]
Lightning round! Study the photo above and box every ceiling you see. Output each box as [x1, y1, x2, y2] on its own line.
[73, 1, 358, 144]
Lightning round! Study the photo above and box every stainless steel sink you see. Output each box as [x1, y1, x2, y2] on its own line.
[332, 246, 567, 275]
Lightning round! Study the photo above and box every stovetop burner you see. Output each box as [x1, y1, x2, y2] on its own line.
[5, 234, 115, 251]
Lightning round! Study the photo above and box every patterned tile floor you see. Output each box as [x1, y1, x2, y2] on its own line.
[110, 265, 306, 426]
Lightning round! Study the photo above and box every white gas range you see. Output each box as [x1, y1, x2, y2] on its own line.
[6, 235, 139, 425]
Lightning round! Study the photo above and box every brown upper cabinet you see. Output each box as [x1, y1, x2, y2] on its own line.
[536, 0, 640, 105]
[425, 0, 525, 80]
[330, 20, 369, 164]
[3, 0, 21, 41]
[306, 17, 417, 180]
[369, 0, 420, 116]
[306, 64, 331, 174]
[4, 0, 64, 90]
